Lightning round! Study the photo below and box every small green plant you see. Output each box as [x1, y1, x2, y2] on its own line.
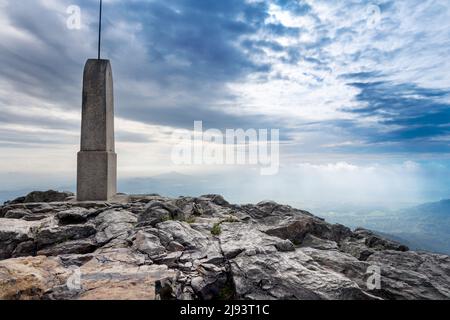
[211, 223, 222, 236]
[218, 283, 235, 300]
[186, 216, 197, 224]
[192, 203, 204, 216]
[161, 215, 171, 222]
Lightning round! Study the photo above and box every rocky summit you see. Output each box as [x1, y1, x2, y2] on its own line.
[0, 190, 449, 300]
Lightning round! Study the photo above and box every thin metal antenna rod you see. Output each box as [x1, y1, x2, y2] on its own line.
[98, 0, 103, 60]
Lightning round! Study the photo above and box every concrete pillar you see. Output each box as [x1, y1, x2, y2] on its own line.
[77, 59, 117, 201]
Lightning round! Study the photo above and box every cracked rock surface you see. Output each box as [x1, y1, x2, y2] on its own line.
[0, 191, 449, 300]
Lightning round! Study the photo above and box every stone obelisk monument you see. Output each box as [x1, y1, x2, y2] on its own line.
[77, 0, 117, 201]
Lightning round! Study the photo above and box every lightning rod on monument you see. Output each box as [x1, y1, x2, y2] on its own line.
[98, 0, 103, 60]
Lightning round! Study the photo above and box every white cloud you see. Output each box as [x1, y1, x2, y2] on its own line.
[0, 0, 449, 205]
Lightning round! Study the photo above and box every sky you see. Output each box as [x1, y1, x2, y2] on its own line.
[0, 0, 449, 206]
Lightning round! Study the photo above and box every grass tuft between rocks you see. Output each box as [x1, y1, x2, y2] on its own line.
[211, 223, 222, 236]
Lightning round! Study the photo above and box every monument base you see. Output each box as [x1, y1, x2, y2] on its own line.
[77, 151, 117, 201]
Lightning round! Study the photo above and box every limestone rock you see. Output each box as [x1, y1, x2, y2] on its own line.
[301, 234, 339, 251]
[35, 223, 96, 250]
[230, 249, 377, 300]
[56, 208, 93, 225]
[131, 230, 166, 258]
[0, 192, 448, 300]
[95, 209, 137, 244]
[201, 194, 230, 207]
[354, 228, 409, 252]
[0, 256, 71, 300]
[275, 239, 296, 252]
[219, 222, 280, 259]
[4, 209, 32, 219]
[75, 248, 177, 300]
[340, 228, 408, 261]
[37, 239, 97, 256]
[263, 216, 351, 245]
[6, 190, 73, 204]
[167, 241, 185, 252]
[191, 264, 228, 300]
[366, 250, 450, 300]
[340, 237, 375, 261]
[0, 219, 40, 259]
[138, 206, 171, 227]
[156, 221, 208, 250]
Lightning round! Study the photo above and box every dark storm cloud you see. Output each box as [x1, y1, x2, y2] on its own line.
[103, 0, 304, 131]
[121, 102, 281, 131]
[109, 0, 272, 83]
[0, 109, 79, 131]
[328, 74, 450, 153]
[0, 128, 75, 146]
[0, 1, 89, 108]
[347, 81, 450, 140]
[0, 0, 302, 136]
[2, 0, 450, 155]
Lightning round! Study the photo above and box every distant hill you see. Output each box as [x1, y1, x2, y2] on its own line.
[392, 199, 450, 254]
[318, 199, 450, 255]
[406, 199, 450, 219]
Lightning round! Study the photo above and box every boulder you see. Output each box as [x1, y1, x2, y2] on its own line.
[275, 239, 296, 252]
[354, 228, 409, 252]
[366, 250, 450, 300]
[4, 209, 31, 219]
[190, 263, 229, 300]
[156, 221, 209, 250]
[201, 194, 230, 207]
[56, 208, 93, 225]
[138, 207, 171, 227]
[75, 248, 177, 300]
[340, 229, 409, 261]
[94, 209, 137, 244]
[37, 239, 97, 256]
[340, 237, 375, 261]
[35, 223, 96, 250]
[301, 234, 339, 251]
[0, 256, 71, 300]
[263, 216, 332, 244]
[219, 222, 281, 259]
[229, 249, 377, 300]
[7, 190, 74, 204]
[131, 230, 166, 258]
[0, 219, 40, 259]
